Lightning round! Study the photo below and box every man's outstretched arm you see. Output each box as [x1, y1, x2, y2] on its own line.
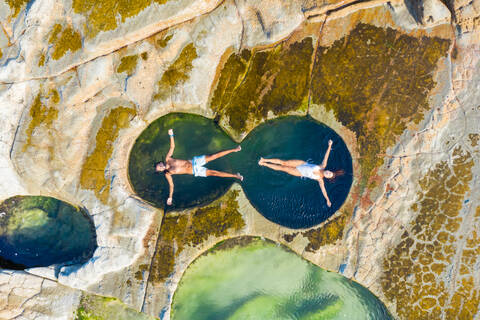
[321, 139, 333, 168]
[166, 173, 174, 205]
[318, 179, 331, 207]
[166, 129, 175, 161]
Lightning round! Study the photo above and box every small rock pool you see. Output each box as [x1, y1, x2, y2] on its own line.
[129, 113, 353, 229]
[171, 237, 392, 320]
[0, 196, 97, 269]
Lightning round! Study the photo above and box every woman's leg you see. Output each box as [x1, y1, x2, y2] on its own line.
[260, 158, 305, 167]
[260, 163, 302, 177]
[205, 146, 241, 163]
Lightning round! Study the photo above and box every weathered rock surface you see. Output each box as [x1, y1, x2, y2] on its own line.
[0, 0, 479, 318]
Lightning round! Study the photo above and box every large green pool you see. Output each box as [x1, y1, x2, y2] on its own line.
[128, 113, 353, 229]
[0, 196, 97, 269]
[171, 237, 392, 320]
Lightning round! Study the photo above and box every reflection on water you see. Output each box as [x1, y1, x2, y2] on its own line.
[172, 237, 391, 320]
[128, 113, 353, 228]
[0, 196, 97, 269]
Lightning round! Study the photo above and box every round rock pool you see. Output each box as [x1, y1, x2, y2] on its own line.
[0, 196, 97, 269]
[128, 113, 353, 229]
[171, 237, 392, 320]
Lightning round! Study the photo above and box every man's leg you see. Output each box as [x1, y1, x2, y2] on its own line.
[260, 163, 301, 177]
[206, 169, 243, 180]
[205, 146, 241, 163]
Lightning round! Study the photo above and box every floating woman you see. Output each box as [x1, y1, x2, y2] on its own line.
[258, 140, 343, 207]
[155, 129, 243, 205]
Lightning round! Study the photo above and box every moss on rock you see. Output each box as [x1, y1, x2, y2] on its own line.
[210, 38, 313, 134]
[149, 190, 245, 283]
[154, 42, 198, 101]
[72, 0, 169, 37]
[48, 24, 82, 60]
[4, 0, 29, 17]
[311, 23, 450, 189]
[74, 293, 154, 320]
[381, 147, 477, 318]
[301, 214, 347, 251]
[80, 106, 136, 203]
[22, 93, 59, 152]
[116, 54, 138, 76]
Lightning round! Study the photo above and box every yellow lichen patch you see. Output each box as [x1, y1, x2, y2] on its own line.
[38, 52, 46, 67]
[154, 43, 197, 101]
[469, 133, 479, 147]
[300, 214, 346, 251]
[149, 190, 245, 283]
[0, 48, 3, 60]
[22, 93, 59, 152]
[382, 146, 478, 318]
[156, 34, 173, 49]
[4, 0, 29, 17]
[72, 0, 169, 38]
[116, 54, 138, 75]
[80, 106, 136, 203]
[48, 24, 82, 60]
[311, 23, 450, 190]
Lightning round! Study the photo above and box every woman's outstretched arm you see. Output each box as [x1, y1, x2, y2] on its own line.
[166, 173, 174, 205]
[166, 129, 175, 160]
[318, 179, 331, 207]
[321, 140, 333, 168]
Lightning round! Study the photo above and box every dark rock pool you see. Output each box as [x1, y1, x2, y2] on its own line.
[0, 196, 97, 269]
[128, 113, 352, 229]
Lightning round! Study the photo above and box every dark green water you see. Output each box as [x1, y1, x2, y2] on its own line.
[128, 113, 353, 229]
[0, 196, 97, 269]
[128, 113, 237, 209]
[171, 237, 392, 320]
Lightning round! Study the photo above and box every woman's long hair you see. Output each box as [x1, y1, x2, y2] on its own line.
[325, 169, 345, 182]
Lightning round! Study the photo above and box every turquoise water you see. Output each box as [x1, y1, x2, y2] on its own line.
[0, 196, 97, 269]
[128, 113, 353, 228]
[171, 237, 392, 320]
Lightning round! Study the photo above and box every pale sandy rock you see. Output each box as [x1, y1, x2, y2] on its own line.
[0, 271, 81, 320]
[235, 0, 305, 48]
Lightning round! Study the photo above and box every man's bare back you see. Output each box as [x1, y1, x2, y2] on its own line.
[155, 129, 243, 205]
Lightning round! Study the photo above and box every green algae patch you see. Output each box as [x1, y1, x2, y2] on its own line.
[382, 147, 477, 318]
[149, 190, 244, 283]
[48, 24, 82, 60]
[4, 0, 29, 17]
[116, 54, 138, 75]
[171, 236, 391, 320]
[0, 195, 96, 269]
[154, 43, 197, 101]
[74, 293, 155, 320]
[210, 38, 313, 135]
[22, 93, 59, 152]
[80, 106, 136, 204]
[311, 23, 450, 189]
[72, 0, 170, 38]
